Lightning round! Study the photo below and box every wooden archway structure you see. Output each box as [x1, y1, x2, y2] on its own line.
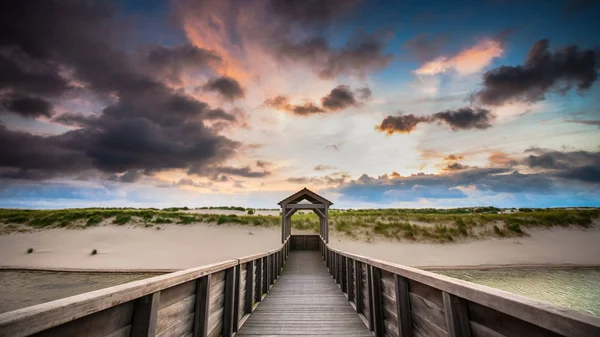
[278, 188, 333, 244]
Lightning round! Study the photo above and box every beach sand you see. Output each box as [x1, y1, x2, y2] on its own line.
[1, 223, 599, 270]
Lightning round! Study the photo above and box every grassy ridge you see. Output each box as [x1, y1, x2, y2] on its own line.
[0, 208, 598, 243]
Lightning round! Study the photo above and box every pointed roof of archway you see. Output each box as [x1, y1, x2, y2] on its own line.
[277, 187, 333, 206]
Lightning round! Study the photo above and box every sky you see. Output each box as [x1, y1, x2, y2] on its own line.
[0, 0, 599, 209]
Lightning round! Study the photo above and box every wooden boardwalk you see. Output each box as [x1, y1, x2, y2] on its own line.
[236, 251, 372, 336]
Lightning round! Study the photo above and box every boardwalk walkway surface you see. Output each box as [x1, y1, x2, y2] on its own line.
[236, 251, 372, 336]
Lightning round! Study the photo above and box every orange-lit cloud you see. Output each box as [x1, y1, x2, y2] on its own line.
[415, 39, 503, 75]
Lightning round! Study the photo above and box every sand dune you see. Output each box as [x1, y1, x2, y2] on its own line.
[0, 223, 599, 271]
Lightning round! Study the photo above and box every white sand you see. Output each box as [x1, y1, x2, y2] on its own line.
[1, 224, 599, 270]
[329, 226, 600, 268]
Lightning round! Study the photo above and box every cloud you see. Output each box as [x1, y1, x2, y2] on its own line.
[471, 39, 599, 106]
[286, 173, 350, 186]
[267, 0, 362, 27]
[276, 31, 393, 78]
[403, 33, 448, 62]
[176, 178, 212, 188]
[0, 0, 242, 180]
[432, 107, 495, 130]
[264, 95, 325, 116]
[414, 39, 503, 75]
[524, 148, 600, 182]
[256, 160, 272, 168]
[203, 76, 245, 101]
[489, 152, 518, 167]
[330, 148, 600, 204]
[377, 114, 430, 134]
[444, 154, 463, 161]
[1, 94, 52, 118]
[265, 85, 371, 116]
[321, 85, 358, 110]
[565, 119, 600, 127]
[444, 163, 471, 171]
[314, 165, 337, 171]
[143, 44, 221, 84]
[377, 107, 494, 134]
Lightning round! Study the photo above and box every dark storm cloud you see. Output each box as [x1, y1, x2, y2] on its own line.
[432, 108, 494, 130]
[321, 85, 357, 110]
[143, 44, 221, 84]
[562, 0, 600, 16]
[403, 33, 448, 62]
[524, 148, 600, 182]
[377, 108, 494, 135]
[265, 85, 371, 116]
[565, 119, 600, 126]
[377, 114, 429, 134]
[268, 0, 361, 26]
[472, 39, 599, 106]
[276, 31, 393, 79]
[216, 166, 271, 178]
[0, 0, 242, 180]
[256, 160, 272, 169]
[1, 94, 52, 118]
[445, 163, 471, 171]
[203, 76, 245, 101]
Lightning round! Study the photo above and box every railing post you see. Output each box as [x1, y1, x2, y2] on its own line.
[341, 256, 347, 293]
[256, 258, 263, 302]
[370, 266, 384, 337]
[245, 261, 254, 314]
[367, 265, 374, 331]
[443, 292, 472, 337]
[131, 291, 160, 337]
[193, 275, 211, 337]
[395, 275, 413, 337]
[265, 255, 270, 293]
[222, 267, 235, 337]
[233, 264, 241, 332]
[347, 258, 354, 302]
[355, 261, 362, 313]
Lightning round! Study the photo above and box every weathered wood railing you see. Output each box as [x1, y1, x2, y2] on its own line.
[320, 238, 600, 337]
[0, 239, 290, 337]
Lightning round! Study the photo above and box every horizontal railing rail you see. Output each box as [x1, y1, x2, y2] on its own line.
[0, 238, 290, 337]
[320, 238, 600, 337]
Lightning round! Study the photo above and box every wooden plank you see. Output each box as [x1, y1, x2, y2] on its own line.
[412, 311, 448, 337]
[156, 312, 194, 337]
[222, 267, 235, 337]
[31, 302, 134, 337]
[102, 325, 131, 337]
[236, 251, 372, 337]
[443, 292, 471, 337]
[192, 275, 210, 337]
[409, 292, 446, 331]
[159, 281, 195, 310]
[395, 275, 413, 337]
[155, 294, 194, 333]
[245, 261, 254, 314]
[469, 321, 505, 337]
[131, 291, 160, 337]
[371, 266, 384, 337]
[409, 280, 444, 308]
[0, 260, 237, 337]
[467, 301, 561, 337]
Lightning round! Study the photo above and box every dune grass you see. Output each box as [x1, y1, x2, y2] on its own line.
[0, 207, 597, 243]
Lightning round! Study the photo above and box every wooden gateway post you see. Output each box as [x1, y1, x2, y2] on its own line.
[278, 187, 333, 244]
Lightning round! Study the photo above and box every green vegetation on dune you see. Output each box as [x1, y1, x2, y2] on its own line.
[0, 207, 598, 243]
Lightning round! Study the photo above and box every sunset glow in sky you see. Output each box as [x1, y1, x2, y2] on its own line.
[1, 0, 599, 208]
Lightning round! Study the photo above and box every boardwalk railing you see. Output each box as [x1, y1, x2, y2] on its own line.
[0, 239, 290, 337]
[319, 238, 600, 337]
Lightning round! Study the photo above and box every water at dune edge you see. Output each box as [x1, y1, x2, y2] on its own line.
[437, 268, 600, 316]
